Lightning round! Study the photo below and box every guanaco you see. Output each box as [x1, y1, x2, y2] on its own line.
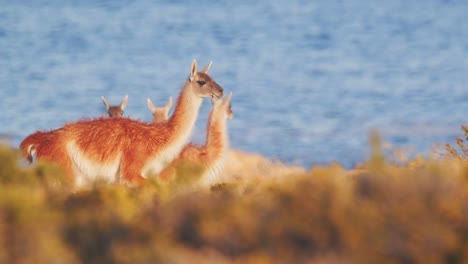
[20, 60, 223, 187]
[157, 92, 234, 187]
[20, 95, 129, 163]
[101, 95, 128, 118]
[147, 97, 173, 123]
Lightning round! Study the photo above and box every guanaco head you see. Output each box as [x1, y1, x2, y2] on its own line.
[212, 91, 234, 120]
[101, 95, 128, 118]
[147, 96, 173, 123]
[189, 60, 224, 99]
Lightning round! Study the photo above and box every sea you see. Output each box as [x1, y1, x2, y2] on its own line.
[2, 0, 468, 169]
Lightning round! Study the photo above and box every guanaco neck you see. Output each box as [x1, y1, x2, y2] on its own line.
[205, 111, 228, 156]
[165, 82, 203, 140]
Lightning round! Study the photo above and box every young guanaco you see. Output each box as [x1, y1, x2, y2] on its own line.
[101, 95, 128, 118]
[157, 92, 234, 187]
[147, 97, 173, 123]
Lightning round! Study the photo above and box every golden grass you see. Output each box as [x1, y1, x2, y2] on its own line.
[1, 132, 468, 263]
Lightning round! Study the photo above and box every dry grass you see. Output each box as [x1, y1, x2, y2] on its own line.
[442, 126, 468, 161]
[1, 131, 468, 263]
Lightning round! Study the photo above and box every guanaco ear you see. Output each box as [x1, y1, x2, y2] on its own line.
[165, 97, 173, 110]
[200, 61, 213, 74]
[101, 96, 110, 110]
[147, 98, 157, 113]
[223, 91, 233, 106]
[120, 95, 129, 110]
[190, 59, 198, 81]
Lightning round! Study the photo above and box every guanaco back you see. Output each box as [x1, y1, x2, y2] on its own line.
[20, 95, 129, 163]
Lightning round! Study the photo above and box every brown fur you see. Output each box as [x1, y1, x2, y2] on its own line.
[19, 95, 128, 163]
[19, 129, 60, 163]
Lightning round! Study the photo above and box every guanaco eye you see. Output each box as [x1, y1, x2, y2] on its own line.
[197, 80, 206, 85]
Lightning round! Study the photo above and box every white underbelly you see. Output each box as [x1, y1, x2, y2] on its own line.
[67, 142, 122, 187]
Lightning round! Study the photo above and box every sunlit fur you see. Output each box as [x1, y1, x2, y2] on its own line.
[20, 95, 128, 164]
[147, 97, 172, 123]
[158, 92, 234, 187]
[19, 130, 58, 164]
[19, 60, 223, 187]
[101, 95, 128, 118]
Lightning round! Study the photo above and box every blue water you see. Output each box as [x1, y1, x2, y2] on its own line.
[2, 0, 468, 168]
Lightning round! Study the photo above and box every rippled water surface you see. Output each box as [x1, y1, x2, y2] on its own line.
[2, 0, 468, 168]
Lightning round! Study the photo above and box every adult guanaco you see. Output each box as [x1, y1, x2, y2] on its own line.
[20, 60, 223, 187]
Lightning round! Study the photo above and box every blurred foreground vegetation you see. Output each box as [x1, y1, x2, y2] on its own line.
[1, 133, 468, 264]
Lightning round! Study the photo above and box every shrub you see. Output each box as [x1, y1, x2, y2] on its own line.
[2, 138, 468, 263]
